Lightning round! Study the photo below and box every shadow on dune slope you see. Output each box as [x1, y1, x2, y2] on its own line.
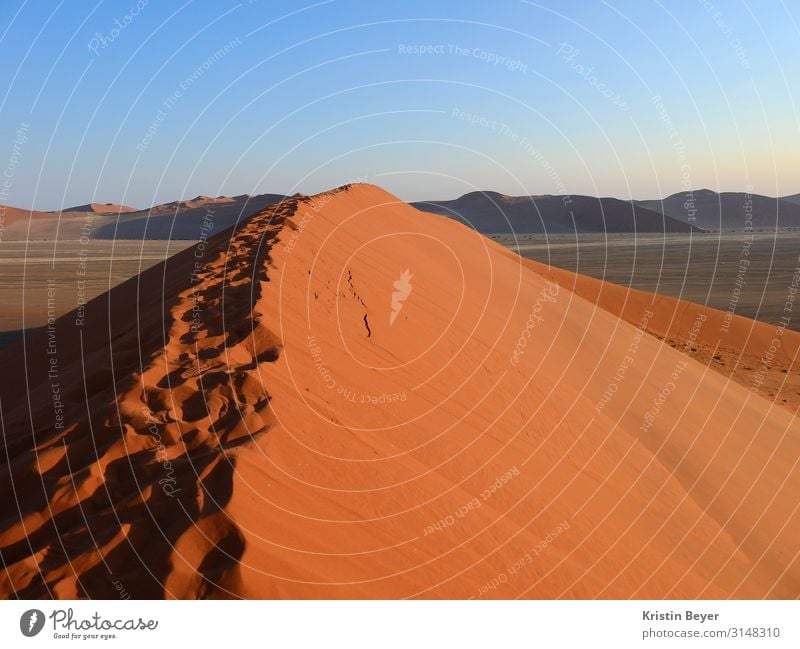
[0, 197, 298, 598]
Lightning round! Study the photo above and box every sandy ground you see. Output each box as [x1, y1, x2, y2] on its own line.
[0, 185, 798, 599]
[530, 262, 800, 414]
[0, 240, 195, 342]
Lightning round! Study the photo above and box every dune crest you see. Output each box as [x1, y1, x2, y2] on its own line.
[1, 184, 798, 599]
[63, 203, 138, 215]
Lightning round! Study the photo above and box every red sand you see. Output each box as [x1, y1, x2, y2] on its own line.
[63, 203, 138, 214]
[533, 263, 800, 412]
[1, 184, 798, 599]
[0, 204, 56, 227]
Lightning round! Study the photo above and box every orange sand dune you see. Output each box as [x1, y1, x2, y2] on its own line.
[63, 203, 138, 215]
[0, 204, 59, 227]
[0, 203, 127, 240]
[145, 195, 238, 214]
[1, 184, 798, 599]
[531, 262, 800, 412]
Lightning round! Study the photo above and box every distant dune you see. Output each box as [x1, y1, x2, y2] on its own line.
[144, 195, 247, 215]
[0, 204, 55, 228]
[63, 203, 138, 215]
[1, 184, 797, 599]
[91, 193, 286, 240]
[413, 191, 701, 234]
[0, 193, 285, 240]
[637, 189, 800, 230]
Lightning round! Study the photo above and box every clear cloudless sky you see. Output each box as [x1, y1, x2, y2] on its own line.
[1, 0, 798, 209]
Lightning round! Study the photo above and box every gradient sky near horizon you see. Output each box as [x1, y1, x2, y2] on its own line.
[1, 0, 798, 210]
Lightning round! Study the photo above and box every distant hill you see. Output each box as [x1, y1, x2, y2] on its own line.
[413, 191, 701, 234]
[63, 202, 138, 214]
[637, 189, 800, 231]
[780, 193, 800, 206]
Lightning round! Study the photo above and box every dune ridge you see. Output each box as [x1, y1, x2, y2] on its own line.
[1, 184, 798, 599]
[63, 203, 138, 215]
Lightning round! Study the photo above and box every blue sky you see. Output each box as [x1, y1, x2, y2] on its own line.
[1, 0, 798, 209]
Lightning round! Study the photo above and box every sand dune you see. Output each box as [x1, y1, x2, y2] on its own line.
[529, 262, 800, 412]
[93, 193, 286, 240]
[0, 193, 284, 241]
[1, 184, 798, 599]
[0, 204, 63, 229]
[63, 203, 138, 215]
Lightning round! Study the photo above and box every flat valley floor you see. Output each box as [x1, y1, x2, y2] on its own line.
[0, 240, 195, 346]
